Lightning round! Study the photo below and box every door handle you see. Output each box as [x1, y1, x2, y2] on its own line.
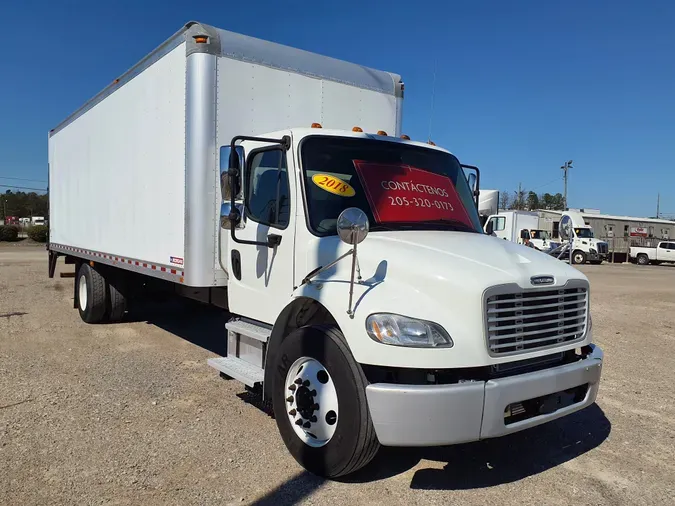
[267, 234, 282, 247]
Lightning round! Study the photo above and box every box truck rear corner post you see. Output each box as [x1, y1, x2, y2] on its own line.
[47, 21, 603, 479]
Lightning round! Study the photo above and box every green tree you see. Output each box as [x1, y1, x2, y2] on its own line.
[526, 191, 539, 211]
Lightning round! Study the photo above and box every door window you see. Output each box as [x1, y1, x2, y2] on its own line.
[491, 216, 506, 231]
[245, 149, 290, 229]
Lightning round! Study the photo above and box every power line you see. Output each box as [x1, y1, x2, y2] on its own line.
[530, 176, 562, 192]
[0, 176, 47, 183]
[0, 184, 47, 192]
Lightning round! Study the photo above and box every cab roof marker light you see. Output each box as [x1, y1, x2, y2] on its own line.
[377, 130, 388, 136]
[311, 123, 322, 128]
[352, 126, 363, 132]
[400, 134, 410, 140]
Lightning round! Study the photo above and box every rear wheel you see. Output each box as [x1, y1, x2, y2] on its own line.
[107, 276, 127, 322]
[572, 250, 587, 265]
[637, 254, 650, 266]
[272, 325, 380, 478]
[77, 263, 107, 323]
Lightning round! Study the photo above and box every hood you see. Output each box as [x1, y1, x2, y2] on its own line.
[355, 230, 585, 291]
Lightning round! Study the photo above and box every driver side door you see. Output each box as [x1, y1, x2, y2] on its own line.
[226, 143, 297, 324]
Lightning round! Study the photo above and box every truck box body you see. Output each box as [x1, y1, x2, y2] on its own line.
[48, 22, 403, 287]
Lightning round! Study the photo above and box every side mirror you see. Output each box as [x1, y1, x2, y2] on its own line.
[220, 145, 244, 200]
[520, 229, 530, 240]
[559, 215, 573, 242]
[485, 220, 494, 235]
[467, 173, 477, 193]
[220, 202, 244, 229]
[337, 208, 369, 245]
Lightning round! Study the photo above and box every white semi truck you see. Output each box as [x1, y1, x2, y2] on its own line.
[47, 21, 603, 478]
[558, 211, 609, 264]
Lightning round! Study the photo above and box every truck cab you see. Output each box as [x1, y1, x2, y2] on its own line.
[214, 126, 603, 477]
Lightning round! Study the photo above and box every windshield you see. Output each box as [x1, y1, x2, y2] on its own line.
[300, 136, 483, 235]
[575, 228, 594, 239]
[530, 230, 549, 240]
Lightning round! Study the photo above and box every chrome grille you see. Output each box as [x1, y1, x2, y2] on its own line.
[486, 286, 588, 355]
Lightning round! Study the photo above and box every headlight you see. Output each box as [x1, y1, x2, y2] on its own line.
[365, 313, 453, 348]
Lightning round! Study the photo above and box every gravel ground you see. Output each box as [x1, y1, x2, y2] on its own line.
[1, 245, 674, 505]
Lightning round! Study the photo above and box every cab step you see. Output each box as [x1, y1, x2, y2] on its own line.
[207, 356, 264, 387]
[225, 318, 272, 342]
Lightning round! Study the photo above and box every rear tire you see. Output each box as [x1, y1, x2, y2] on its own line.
[637, 254, 650, 266]
[77, 263, 107, 323]
[107, 276, 127, 322]
[572, 250, 587, 265]
[272, 325, 380, 478]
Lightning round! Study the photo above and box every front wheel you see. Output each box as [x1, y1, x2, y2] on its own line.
[272, 325, 380, 478]
[572, 250, 587, 265]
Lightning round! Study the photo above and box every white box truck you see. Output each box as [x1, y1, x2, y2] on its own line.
[484, 210, 556, 250]
[48, 21, 603, 478]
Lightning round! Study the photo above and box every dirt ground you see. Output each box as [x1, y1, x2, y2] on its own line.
[1, 244, 674, 505]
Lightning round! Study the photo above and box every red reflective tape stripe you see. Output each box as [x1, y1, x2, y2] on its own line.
[170, 269, 177, 274]
[151, 265, 156, 270]
[160, 267, 166, 272]
[143, 263, 147, 267]
[135, 261, 139, 266]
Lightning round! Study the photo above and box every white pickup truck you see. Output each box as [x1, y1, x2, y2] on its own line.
[630, 242, 675, 265]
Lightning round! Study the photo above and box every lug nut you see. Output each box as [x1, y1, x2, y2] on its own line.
[294, 379, 302, 385]
[313, 403, 319, 410]
[303, 421, 311, 428]
[288, 384, 296, 391]
[286, 396, 294, 403]
[303, 380, 310, 387]
[295, 419, 303, 426]
[288, 409, 296, 416]
[310, 390, 317, 396]
[310, 415, 317, 423]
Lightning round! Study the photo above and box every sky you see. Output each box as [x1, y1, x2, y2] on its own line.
[1, 0, 673, 217]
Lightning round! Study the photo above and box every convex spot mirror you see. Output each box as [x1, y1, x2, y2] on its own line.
[337, 208, 369, 245]
[220, 146, 245, 200]
[559, 215, 573, 241]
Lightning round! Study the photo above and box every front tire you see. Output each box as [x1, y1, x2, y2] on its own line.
[637, 254, 650, 266]
[77, 263, 107, 323]
[572, 250, 587, 265]
[272, 325, 380, 478]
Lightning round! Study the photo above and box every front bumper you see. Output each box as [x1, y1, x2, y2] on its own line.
[365, 345, 603, 446]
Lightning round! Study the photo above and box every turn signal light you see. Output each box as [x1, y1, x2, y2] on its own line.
[193, 35, 208, 44]
[377, 130, 388, 136]
[352, 126, 363, 132]
[311, 123, 322, 128]
[400, 134, 410, 140]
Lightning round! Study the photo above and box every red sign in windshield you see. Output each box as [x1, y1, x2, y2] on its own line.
[353, 161, 474, 228]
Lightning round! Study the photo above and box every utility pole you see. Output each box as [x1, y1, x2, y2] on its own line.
[517, 182, 522, 209]
[560, 160, 573, 210]
[656, 193, 660, 218]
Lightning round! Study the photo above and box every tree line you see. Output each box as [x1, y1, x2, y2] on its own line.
[1, 190, 49, 219]
[499, 189, 565, 211]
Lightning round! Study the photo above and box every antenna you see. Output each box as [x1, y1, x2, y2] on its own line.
[427, 58, 437, 143]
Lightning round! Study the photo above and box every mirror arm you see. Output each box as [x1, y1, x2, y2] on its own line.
[300, 249, 353, 286]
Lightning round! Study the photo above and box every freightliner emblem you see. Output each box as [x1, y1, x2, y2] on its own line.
[530, 275, 555, 286]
